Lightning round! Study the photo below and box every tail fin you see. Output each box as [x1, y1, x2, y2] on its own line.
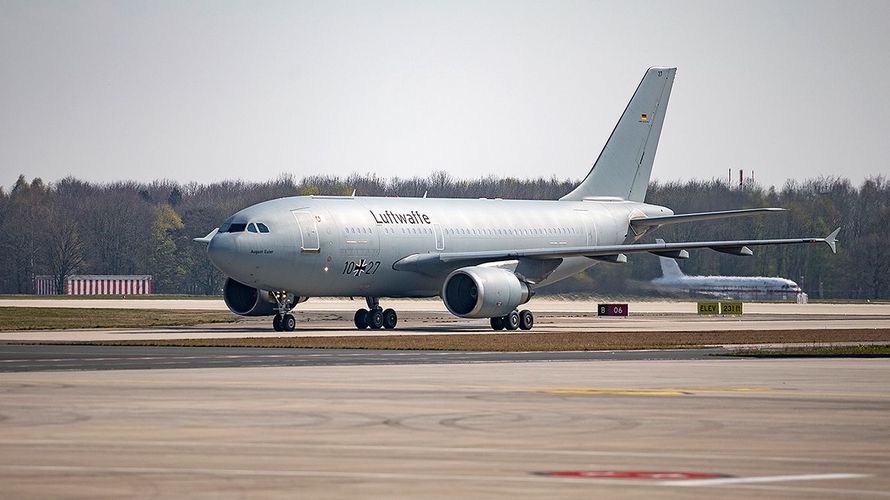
[658, 255, 684, 279]
[561, 67, 676, 202]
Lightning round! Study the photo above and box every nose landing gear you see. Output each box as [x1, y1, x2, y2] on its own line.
[490, 309, 534, 331]
[354, 297, 398, 330]
[271, 291, 298, 332]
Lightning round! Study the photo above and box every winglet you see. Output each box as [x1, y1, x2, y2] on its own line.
[824, 227, 840, 254]
[193, 228, 218, 244]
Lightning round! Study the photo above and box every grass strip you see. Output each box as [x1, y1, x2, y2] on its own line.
[17, 328, 890, 352]
[730, 344, 890, 357]
[0, 307, 237, 331]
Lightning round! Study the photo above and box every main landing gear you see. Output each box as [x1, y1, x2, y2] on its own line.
[271, 291, 297, 332]
[354, 297, 398, 330]
[490, 309, 534, 331]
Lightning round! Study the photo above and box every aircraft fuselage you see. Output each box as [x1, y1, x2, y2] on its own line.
[207, 196, 672, 297]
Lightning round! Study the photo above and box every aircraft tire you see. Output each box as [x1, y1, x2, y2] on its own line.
[519, 310, 534, 330]
[490, 316, 505, 330]
[505, 311, 520, 330]
[272, 314, 283, 332]
[383, 308, 398, 329]
[283, 313, 296, 332]
[354, 309, 368, 329]
[367, 309, 385, 330]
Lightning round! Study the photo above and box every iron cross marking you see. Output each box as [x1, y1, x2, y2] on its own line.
[352, 258, 368, 277]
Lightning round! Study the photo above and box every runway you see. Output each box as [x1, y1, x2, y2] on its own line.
[2, 298, 890, 342]
[3, 297, 889, 315]
[1, 357, 888, 498]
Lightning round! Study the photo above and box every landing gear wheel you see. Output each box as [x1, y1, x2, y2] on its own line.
[273, 314, 283, 332]
[519, 310, 534, 330]
[366, 309, 384, 330]
[505, 310, 520, 330]
[354, 309, 369, 329]
[383, 308, 398, 329]
[490, 316, 505, 330]
[282, 313, 296, 332]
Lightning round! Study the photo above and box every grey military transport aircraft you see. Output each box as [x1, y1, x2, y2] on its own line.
[196, 67, 839, 332]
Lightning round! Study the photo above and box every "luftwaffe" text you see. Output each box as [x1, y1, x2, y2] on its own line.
[370, 210, 431, 225]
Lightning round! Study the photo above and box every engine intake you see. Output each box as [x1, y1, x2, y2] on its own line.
[223, 278, 278, 316]
[442, 266, 531, 318]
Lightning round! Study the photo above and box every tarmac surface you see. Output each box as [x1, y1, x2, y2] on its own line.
[3, 297, 889, 316]
[1, 298, 888, 498]
[1, 358, 888, 498]
[2, 298, 890, 342]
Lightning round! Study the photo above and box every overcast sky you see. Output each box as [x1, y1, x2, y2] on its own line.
[2, 0, 887, 189]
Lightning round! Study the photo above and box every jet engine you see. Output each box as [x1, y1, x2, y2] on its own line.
[442, 266, 531, 318]
[222, 278, 278, 316]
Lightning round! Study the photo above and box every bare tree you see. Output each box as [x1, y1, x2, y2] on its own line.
[41, 205, 85, 294]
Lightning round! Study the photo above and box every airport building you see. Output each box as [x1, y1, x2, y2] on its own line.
[33, 275, 153, 295]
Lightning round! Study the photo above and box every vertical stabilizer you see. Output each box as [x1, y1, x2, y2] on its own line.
[658, 255, 684, 279]
[561, 67, 676, 202]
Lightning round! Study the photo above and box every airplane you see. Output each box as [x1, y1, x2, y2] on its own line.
[652, 253, 803, 300]
[196, 67, 839, 332]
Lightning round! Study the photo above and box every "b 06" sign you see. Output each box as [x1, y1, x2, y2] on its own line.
[598, 303, 628, 317]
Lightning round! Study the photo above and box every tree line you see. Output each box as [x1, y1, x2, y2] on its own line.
[0, 173, 886, 299]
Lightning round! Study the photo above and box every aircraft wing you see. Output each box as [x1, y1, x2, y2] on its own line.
[393, 228, 840, 275]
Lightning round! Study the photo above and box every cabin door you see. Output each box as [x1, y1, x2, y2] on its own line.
[291, 210, 320, 253]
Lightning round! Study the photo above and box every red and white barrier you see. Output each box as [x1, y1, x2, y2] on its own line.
[35, 275, 153, 295]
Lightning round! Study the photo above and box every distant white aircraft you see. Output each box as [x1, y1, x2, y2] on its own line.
[652, 251, 802, 300]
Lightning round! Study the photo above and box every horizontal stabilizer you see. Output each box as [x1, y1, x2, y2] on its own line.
[630, 208, 786, 229]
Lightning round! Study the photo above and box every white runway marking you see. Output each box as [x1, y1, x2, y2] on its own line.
[665, 473, 868, 486]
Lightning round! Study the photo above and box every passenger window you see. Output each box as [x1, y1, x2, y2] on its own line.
[257, 223, 270, 233]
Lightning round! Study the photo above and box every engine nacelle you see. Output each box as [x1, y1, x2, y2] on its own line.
[223, 278, 278, 316]
[442, 266, 531, 318]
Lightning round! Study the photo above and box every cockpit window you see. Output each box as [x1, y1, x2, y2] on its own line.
[228, 223, 247, 233]
[247, 223, 258, 233]
[257, 223, 270, 233]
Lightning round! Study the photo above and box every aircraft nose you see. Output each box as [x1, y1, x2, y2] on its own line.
[207, 233, 237, 273]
